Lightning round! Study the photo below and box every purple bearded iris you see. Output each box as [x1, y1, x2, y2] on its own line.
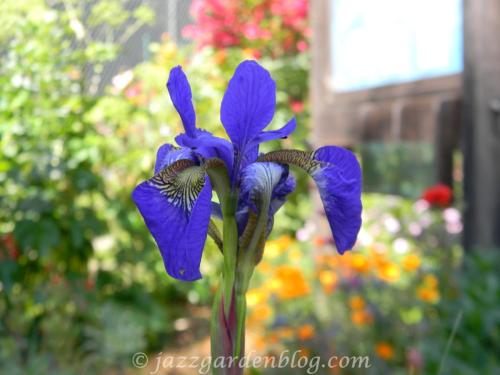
[132, 60, 362, 282]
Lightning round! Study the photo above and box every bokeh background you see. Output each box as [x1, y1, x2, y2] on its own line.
[1, 1, 499, 374]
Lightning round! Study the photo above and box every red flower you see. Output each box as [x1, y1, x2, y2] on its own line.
[422, 184, 453, 208]
[1, 233, 20, 260]
[290, 100, 305, 113]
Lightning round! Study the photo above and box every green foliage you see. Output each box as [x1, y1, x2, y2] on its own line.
[0, 1, 311, 373]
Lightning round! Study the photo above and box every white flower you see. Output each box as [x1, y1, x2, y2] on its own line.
[112, 70, 134, 91]
[442, 208, 461, 224]
[393, 238, 410, 254]
[384, 215, 401, 233]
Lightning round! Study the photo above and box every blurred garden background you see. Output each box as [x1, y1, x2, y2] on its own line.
[1, 0, 499, 374]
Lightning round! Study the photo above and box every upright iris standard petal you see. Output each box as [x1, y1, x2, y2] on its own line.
[167, 66, 197, 137]
[220, 60, 276, 150]
[166, 66, 235, 174]
[258, 147, 362, 254]
[132, 160, 212, 281]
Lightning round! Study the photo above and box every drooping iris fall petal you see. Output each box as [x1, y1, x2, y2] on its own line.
[312, 146, 362, 254]
[259, 146, 362, 254]
[133, 157, 212, 281]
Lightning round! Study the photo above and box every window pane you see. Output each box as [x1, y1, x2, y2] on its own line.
[331, 0, 463, 91]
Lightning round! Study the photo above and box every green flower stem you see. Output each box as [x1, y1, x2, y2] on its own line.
[232, 291, 246, 362]
[210, 285, 224, 375]
[233, 197, 270, 363]
[206, 162, 238, 316]
[221, 196, 238, 317]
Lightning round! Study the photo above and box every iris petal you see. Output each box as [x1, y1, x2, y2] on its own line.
[167, 66, 197, 137]
[258, 147, 362, 254]
[239, 162, 296, 216]
[220, 60, 276, 150]
[176, 131, 234, 173]
[154, 143, 195, 174]
[252, 118, 297, 145]
[311, 146, 362, 254]
[132, 161, 212, 281]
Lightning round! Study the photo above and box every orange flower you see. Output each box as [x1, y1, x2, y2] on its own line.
[253, 335, 266, 350]
[417, 274, 440, 303]
[350, 310, 373, 326]
[297, 324, 315, 340]
[349, 296, 366, 310]
[417, 287, 440, 303]
[423, 274, 439, 288]
[271, 266, 310, 300]
[316, 254, 338, 268]
[376, 342, 395, 360]
[297, 347, 311, 358]
[276, 327, 295, 340]
[318, 270, 338, 293]
[314, 236, 328, 247]
[377, 262, 401, 283]
[267, 333, 280, 344]
[213, 49, 227, 65]
[258, 261, 272, 273]
[248, 304, 273, 323]
[402, 254, 421, 271]
[350, 253, 370, 273]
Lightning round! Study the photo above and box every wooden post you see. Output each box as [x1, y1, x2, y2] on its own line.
[463, 0, 500, 249]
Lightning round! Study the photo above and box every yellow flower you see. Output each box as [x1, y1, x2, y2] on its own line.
[318, 270, 338, 293]
[402, 254, 421, 271]
[375, 342, 395, 360]
[246, 288, 268, 307]
[276, 235, 293, 249]
[377, 262, 401, 283]
[297, 324, 315, 340]
[265, 241, 282, 259]
[289, 249, 302, 262]
[265, 235, 292, 259]
[272, 266, 310, 300]
[349, 296, 366, 310]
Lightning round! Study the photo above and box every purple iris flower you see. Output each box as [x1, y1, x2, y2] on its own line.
[132, 60, 362, 281]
